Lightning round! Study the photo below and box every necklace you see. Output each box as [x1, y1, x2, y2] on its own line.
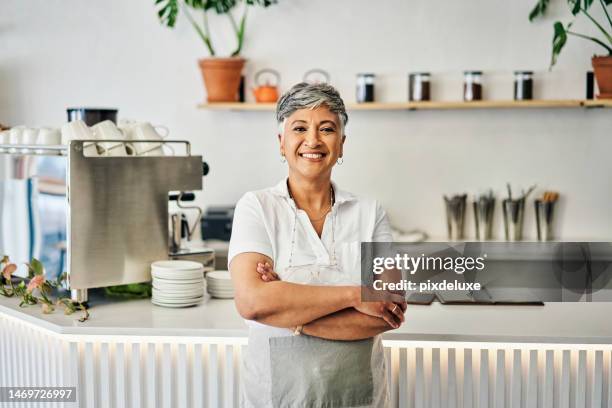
[286, 181, 337, 269]
[288, 184, 334, 221]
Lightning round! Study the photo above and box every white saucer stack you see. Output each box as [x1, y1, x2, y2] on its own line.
[151, 260, 205, 308]
[206, 270, 234, 299]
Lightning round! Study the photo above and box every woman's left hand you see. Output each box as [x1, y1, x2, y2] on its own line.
[256, 262, 279, 282]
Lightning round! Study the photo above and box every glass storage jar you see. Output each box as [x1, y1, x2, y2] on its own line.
[356, 73, 375, 103]
[408, 72, 431, 101]
[514, 71, 533, 100]
[463, 71, 483, 101]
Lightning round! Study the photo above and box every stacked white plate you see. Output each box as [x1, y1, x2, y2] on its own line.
[206, 270, 234, 299]
[151, 260, 205, 308]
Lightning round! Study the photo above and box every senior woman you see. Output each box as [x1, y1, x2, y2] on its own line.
[228, 82, 406, 408]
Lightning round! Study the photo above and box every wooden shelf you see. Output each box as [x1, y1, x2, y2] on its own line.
[198, 99, 612, 111]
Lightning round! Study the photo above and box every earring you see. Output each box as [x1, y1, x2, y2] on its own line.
[280, 154, 286, 163]
[337, 157, 344, 165]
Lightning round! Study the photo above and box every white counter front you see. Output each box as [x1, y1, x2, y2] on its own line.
[1, 294, 612, 407]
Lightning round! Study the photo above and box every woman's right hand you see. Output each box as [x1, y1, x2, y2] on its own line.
[354, 295, 407, 329]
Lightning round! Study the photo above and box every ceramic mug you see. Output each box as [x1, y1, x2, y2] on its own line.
[61, 120, 98, 156]
[91, 120, 128, 156]
[38, 128, 62, 145]
[127, 122, 167, 156]
[0, 130, 9, 152]
[9, 126, 24, 145]
[22, 128, 39, 145]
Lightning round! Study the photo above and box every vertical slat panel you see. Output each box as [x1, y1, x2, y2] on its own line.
[592, 350, 603, 408]
[431, 348, 441, 408]
[576, 350, 587, 408]
[407, 347, 417, 408]
[115, 343, 127, 408]
[56, 337, 64, 389]
[43, 329, 52, 387]
[9, 320, 18, 387]
[447, 348, 457, 408]
[607, 351, 612, 408]
[208, 344, 220, 408]
[161, 343, 172, 408]
[510, 349, 521, 408]
[526, 350, 538, 408]
[11, 321, 19, 386]
[0, 317, 8, 386]
[65, 342, 80, 408]
[463, 348, 474, 408]
[478, 349, 489, 408]
[559, 350, 571, 408]
[192, 343, 204, 408]
[389, 347, 400, 408]
[415, 347, 425, 408]
[21, 326, 31, 388]
[399, 348, 409, 408]
[542, 350, 554, 408]
[224, 344, 234, 408]
[99, 342, 110, 408]
[233, 344, 241, 408]
[83, 342, 95, 408]
[132, 343, 143, 408]
[20, 323, 29, 386]
[602, 350, 610, 408]
[145, 343, 157, 408]
[36, 329, 45, 388]
[494, 349, 506, 408]
[177, 343, 188, 408]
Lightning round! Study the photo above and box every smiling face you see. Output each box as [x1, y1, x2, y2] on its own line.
[279, 106, 346, 182]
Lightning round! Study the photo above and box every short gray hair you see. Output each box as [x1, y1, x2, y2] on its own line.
[276, 82, 348, 134]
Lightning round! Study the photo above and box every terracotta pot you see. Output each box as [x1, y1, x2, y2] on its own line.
[198, 57, 246, 102]
[592, 55, 612, 99]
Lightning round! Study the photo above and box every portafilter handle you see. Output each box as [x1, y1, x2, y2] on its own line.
[173, 192, 203, 241]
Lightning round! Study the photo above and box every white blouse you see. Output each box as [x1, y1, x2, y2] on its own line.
[228, 178, 393, 408]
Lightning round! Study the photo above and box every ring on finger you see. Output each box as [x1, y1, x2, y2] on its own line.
[392, 304, 398, 313]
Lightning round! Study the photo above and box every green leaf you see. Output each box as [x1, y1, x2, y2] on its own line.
[156, 0, 179, 27]
[529, 0, 550, 20]
[550, 21, 568, 68]
[604, 0, 612, 5]
[569, 0, 581, 15]
[185, 0, 207, 8]
[29, 258, 44, 276]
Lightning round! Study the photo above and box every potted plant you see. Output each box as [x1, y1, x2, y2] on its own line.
[529, 0, 612, 98]
[156, 0, 278, 102]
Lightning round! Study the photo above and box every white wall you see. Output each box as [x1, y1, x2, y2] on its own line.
[2, 0, 611, 240]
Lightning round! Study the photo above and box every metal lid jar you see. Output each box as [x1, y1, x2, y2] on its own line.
[463, 71, 483, 101]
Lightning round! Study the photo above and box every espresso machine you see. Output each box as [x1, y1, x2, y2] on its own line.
[0, 121, 209, 302]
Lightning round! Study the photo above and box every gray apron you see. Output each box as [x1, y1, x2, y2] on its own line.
[269, 334, 374, 408]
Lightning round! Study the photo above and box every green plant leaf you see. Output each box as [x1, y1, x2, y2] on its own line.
[551, 21, 568, 68]
[604, 0, 612, 5]
[529, 0, 550, 21]
[246, 0, 278, 6]
[156, 0, 179, 27]
[185, 0, 206, 7]
[569, 0, 581, 15]
[29, 258, 44, 276]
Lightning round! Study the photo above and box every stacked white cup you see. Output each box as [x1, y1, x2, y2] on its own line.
[0, 126, 62, 153]
[61, 120, 98, 156]
[119, 121, 168, 156]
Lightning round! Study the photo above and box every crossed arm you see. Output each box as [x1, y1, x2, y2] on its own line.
[229, 252, 407, 341]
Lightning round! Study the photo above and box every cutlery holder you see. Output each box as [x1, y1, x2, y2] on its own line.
[502, 198, 525, 241]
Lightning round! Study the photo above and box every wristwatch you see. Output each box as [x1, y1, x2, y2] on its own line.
[293, 324, 304, 336]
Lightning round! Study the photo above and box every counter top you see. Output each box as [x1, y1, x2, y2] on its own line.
[1, 294, 611, 344]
